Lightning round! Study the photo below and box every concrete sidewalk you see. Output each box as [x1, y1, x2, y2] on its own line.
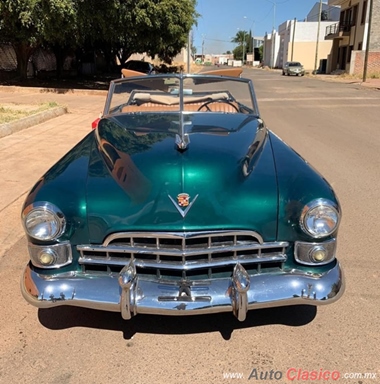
[309, 74, 380, 90]
[0, 88, 106, 258]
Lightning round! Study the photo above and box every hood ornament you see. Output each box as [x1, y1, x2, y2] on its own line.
[169, 193, 198, 218]
[175, 133, 190, 150]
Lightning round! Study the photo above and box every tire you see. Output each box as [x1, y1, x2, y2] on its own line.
[282, 71, 285, 76]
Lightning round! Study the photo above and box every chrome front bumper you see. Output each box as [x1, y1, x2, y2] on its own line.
[21, 262, 344, 321]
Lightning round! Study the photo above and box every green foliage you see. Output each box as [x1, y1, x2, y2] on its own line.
[233, 45, 243, 61]
[0, 0, 199, 78]
[231, 30, 249, 46]
[259, 45, 263, 61]
[0, 0, 41, 45]
[231, 30, 250, 61]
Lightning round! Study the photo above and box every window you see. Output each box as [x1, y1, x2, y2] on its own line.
[347, 46, 353, 63]
[352, 5, 358, 26]
[361, 1, 367, 24]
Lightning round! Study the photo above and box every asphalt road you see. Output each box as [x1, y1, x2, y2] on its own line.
[0, 70, 379, 384]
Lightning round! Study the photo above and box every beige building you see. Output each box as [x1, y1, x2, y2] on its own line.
[277, 20, 338, 71]
[128, 47, 191, 67]
[325, 0, 380, 75]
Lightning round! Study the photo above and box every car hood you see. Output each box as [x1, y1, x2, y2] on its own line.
[86, 114, 278, 242]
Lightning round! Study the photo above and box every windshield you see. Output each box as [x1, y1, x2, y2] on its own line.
[104, 74, 258, 116]
[289, 62, 302, 67]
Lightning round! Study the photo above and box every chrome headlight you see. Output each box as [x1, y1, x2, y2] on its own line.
[300, 199, 340, 238]
[22, 202, 66, 241]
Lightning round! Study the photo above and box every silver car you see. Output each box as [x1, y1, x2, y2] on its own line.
[282, 61, 305, 76]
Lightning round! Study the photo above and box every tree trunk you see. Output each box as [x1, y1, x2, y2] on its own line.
[13, 42, 34, 80]
[52, 44, 65, 80]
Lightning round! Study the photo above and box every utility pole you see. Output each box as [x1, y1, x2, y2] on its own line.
[265, 0, 276, 68]
[291, 18, 296, 61]
[242, 31, 246, 64]
[363, 0, 374, 82]
[271, 2, 276, 68]
[243, 16, 255, 63]
[313, 0, 323, 74]
[187, 30, 191, 73]
[201, 35, 205, 63]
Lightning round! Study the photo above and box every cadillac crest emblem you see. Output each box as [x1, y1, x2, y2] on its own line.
[177, 193, 190, 207]
[168, 193, 199, 218]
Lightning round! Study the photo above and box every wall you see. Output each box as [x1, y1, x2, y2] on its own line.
[263, 31, 280, 67]
[307, 2, 341, 22]
[278, 20, 335, 70]
[294, 21, 337, 41]
[370, 0, 380, 50]
[287, 41, 333, 70]
[351, 50, 380, 75]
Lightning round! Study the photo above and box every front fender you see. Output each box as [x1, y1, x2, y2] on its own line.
[269, 131, 339, 242]
[22, 133, 95, 245]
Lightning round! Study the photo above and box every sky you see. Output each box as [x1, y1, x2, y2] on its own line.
[193, 0, 326, 54]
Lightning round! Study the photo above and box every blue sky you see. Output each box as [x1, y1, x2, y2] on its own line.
[193, 0, 324, 54]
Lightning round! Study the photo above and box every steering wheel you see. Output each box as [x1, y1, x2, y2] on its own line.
[197, 99, 239, 112]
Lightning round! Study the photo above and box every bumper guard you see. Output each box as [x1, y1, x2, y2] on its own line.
[21, 261, 344, 321]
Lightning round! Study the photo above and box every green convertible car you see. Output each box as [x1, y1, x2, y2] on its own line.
[21, 69, 344, 321]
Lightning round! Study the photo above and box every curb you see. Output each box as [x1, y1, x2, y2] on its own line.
[0, 106, 68, 139]
[0, 85, 108, 96]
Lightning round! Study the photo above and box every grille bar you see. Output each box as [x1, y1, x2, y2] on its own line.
[78, 242, 287, 257]
[78, 253, 286, 270]
[77, 231, 288, 273]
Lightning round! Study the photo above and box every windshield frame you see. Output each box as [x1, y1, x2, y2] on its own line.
[103, 73, 260, 118]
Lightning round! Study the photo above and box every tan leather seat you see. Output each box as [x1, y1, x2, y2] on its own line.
[198, 101, 238, 113]
[122, 104, 179, 113]
[121, 101, 238, 113]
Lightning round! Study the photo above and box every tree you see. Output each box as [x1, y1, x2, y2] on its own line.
[38, 0, 78, 79]
[0, 0, 199, 79]
[0, 1, 42, 79]
[0, 0, 78, 79]
[231, 30, 249, 61]
[113, 0, 199, 65]
[73, 0, 198, 67]
[259, 45, 263, 61]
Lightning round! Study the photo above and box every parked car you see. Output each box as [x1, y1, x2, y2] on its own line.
[21, 68, 344, 322]
[283, 61, 305, 76]
[122, 60, 155, 75]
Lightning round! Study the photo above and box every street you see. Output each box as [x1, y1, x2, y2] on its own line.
[0, 70, 379, 383]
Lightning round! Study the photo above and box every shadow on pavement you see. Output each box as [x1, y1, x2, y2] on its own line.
[38, 305, 317, 340]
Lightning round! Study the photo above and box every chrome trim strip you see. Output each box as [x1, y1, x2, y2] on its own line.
[77, 241, 288, 256]
[102, 230, 265, 246]
[78, 254, 286, 270]
[21, 262, 345, 321]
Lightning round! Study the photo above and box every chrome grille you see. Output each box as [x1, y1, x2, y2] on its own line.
[77, 231, 288, 279]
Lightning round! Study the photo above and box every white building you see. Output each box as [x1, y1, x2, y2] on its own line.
[263, 30, 280, 68]
[262, 2, 340, 70]
[306, 1, 340, 22]
[277, 20, 338, 71]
